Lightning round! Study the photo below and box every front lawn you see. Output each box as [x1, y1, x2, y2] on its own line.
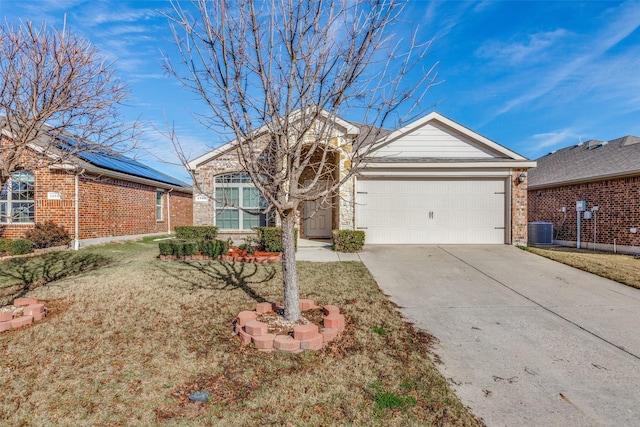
[0, 240, 480, 426]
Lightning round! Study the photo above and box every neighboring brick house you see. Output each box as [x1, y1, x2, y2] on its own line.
[528, 136, 640, 254]
[1, 130, 192, 247]
[188, 111, 536, 245]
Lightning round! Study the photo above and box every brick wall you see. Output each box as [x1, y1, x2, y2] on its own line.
[528, 176, 640, 248]
[78, 175, 192, 239]
[1, 167, 192, 241]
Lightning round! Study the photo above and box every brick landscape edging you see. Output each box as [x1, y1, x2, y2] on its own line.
[0, 297, 48, 333]
[234, 299, 344, 352]
[159, 253, 282, 263]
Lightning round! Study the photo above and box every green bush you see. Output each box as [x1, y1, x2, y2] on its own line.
[158, 240, 174, 256]
[0, 239, 9, 253]
[24, 221, 72, 249]
[6, 239, 34, 255]
[254, 227, 297, 252]
[332, 229, 365, 253]
[174, 226, 218, 240]
[199, 239, 229, 258]
[158, 239, 199, 257]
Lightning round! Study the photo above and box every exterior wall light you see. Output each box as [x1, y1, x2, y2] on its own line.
[518, 172, 527, 183]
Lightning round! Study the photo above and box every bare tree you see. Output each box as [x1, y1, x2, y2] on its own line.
[0, 19, 138, 188]
[165, 0, 437, 321]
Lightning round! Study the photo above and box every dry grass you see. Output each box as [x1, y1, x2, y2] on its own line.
[0, 240, 480, 426]
[524, 246, 640, 289]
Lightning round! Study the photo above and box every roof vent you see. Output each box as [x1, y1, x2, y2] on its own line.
[587, 140, 604, 149]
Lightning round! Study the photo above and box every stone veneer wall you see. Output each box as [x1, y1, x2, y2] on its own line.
[511, 168, 529, 245]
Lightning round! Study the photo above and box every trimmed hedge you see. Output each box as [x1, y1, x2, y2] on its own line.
[158, 238, 228, 258]
[254, 227, 297, 252]
[24, 220, 71, 249]
[332, 230, 365, 253]
[174, 226, 218, 241]
[199, 239, 229, 258]
[0, 238, 34, 256]
[158, 239, 199, 257]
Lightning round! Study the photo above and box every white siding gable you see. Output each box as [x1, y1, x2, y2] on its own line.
[371, 121, 504, 159]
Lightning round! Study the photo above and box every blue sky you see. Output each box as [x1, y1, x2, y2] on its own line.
[2, 1, 639, 182]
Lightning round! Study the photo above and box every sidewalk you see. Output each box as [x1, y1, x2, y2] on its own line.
[296, 238, 362, 262]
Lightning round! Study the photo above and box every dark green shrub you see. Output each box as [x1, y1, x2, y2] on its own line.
[199, 239, 229, 258]
[254, 227, 297, 252]
[158, 239, 199, 257]
[174, 226, 218, 240]
[6, 239, 34, 255]
[24, 221, 72, 249]
[158, 240, 174, 256]
[0, 239, 9, 253]
[332, 230, 365, 252]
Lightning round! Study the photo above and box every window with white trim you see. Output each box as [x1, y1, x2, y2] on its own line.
[156, 190, 164, 221]
[215, 173, 267, 230]
[0, 171, 35, 224]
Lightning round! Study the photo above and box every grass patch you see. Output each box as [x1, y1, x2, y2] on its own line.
[523, 246, 640, 289]
[0, 240, 480, 426]
[0, 250, 112, 304]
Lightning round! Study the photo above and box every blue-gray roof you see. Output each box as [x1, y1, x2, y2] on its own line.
[529, 136, 640, 189]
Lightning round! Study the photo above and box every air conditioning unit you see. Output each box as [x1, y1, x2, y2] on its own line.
[528, 222, 553, 245]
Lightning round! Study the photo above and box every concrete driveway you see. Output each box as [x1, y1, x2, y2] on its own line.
[359, 245, 640, 427]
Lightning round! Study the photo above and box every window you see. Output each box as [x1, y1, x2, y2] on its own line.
[0, 171, 35, 224]
[156, 190, 164, 221]
[215, 173, 267, 230]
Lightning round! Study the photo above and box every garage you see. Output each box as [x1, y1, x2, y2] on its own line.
[356, 177, 507, 244]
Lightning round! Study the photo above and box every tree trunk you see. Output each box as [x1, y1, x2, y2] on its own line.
[281, 209, 301, 321]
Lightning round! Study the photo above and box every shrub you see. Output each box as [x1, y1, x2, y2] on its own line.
[24, 221, 72, 249]
[174, 226, 218, 240]
[199, 239, 229, 258]
[0, 239, 8, 252]
[254, 227, 297, 252]
[6, 239, 34, 255]
[332, 229, 365, 252]
[158, 239, 199, 257]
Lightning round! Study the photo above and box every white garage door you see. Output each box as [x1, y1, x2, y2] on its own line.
[356, 178, 506, 244]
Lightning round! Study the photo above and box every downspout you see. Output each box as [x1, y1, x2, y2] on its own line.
[167, 189, 173, 234]
[74, 169, 85, 250]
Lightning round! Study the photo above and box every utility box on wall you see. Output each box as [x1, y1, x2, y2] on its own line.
[528, 222, 553, 245]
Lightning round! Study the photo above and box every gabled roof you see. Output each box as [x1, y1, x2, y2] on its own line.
[187, 108, 360, 170]
[2, 120, 190, 191]
[367, 111, 529, 161]
[529, 136, 640, 189]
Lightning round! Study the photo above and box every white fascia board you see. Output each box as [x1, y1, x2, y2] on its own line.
[187, 142, 237, 170]
[361, 160, 537, 169]
[187, 109, 358, 170]
[375, 111, 528, 161]
[358, 169, 513, 178]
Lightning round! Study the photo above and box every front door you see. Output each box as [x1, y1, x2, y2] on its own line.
[304, 180, 332, 238]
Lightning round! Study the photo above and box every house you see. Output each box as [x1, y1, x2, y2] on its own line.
[1, 129, 192, 247]
[188, 111, 536, 245]
[528, 135, 640, 253]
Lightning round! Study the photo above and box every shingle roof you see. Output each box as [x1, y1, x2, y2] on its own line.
[528, 136, 640, 189]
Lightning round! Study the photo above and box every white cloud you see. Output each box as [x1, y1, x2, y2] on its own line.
[475, 29, 569, 66]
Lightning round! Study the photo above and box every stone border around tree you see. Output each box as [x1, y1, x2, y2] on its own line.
[234, 299, 345, 352]
[0, 297, 48, 333]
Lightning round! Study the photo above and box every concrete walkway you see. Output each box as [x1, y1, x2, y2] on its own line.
[295, 238, 362, 262]
[358, 245, 640, 427]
